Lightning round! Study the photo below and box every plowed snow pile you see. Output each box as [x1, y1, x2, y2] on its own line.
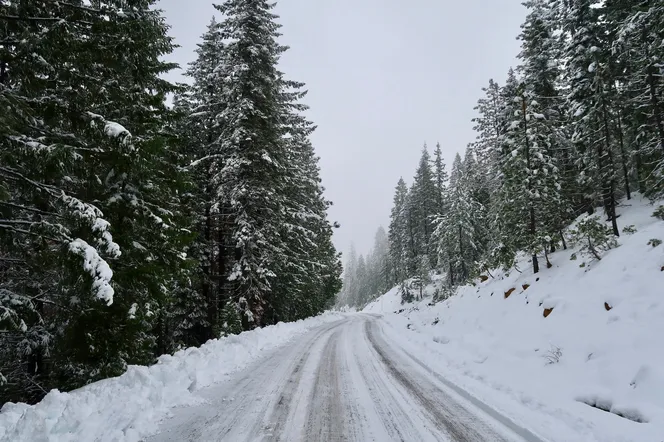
[365, 195, 664, 442]
[0, 312, 345, 442]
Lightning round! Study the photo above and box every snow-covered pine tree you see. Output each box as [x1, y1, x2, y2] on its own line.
[612, 0, 664, 196]
[270, 88, 341, 321]
[167, 94, 210, 351]
[47, 0, 196, 388]
[372, 226, 392, 297]
[388, 178, 410, 283]
[355, 255, 368, 307]
[405, 183, 420, 275]
[339, 244, 359, 307]
[180, 17, 226, 342]
[409, 145, 438, 260]
[0, 1, 140, 402]
[468, 79, 505, 199]
[517, 0, 573, 254]
[497, 79, 565, 273]
[432, 143, 450, 216]
[210, 0, 292, 328]
[556, 0, 621, 235]
[434, 153, 484, 285]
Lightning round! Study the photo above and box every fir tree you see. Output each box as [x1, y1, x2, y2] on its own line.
[210, 0, 292, 327]
[497, 81, 566, 273]
[432, 143, 450, 216]
[557, 0, 621, 235]
[434, 154, 484, 285]
[409, 145, 437, 259]
[388, 178, 410, 283]
[613, 1, 664, 195]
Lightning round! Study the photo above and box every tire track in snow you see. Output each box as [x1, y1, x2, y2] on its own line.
[349, 319, 433, 441]
[147, 319, 346, 442]
[365, 319, 527, 442]
[148, 315, 542, 442]
[303, 329, 347, 441]
[371, 319, 547, 442]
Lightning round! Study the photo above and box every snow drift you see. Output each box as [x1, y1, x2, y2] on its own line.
[0, 312, 345, 442]
[365, 195, 664, 442]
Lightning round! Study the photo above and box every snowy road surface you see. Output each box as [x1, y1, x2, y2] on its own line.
[147, 314, 543, 442]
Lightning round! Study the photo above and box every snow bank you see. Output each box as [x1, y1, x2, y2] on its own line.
[0, 312, 345, 442]
[366, 195, 664, 442]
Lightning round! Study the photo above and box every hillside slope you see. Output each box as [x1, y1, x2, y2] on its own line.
[365, 195, 664, 442]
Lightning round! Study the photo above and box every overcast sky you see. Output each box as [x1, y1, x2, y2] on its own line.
[158, 0, 527, 257]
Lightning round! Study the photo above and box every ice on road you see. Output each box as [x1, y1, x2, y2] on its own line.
[148, 314, 542, 442]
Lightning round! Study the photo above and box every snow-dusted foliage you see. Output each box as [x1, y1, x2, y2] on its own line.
[0, 0, 197, 405]
[341, 0, 664, 306]
[177, 0, 341, 336]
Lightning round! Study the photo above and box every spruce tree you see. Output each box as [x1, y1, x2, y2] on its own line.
[557, 0, 621, 235]
[209, 0, 291, 328]
[432, 143, 450, 216]
[468, 79, 506, 197]
[435, 154, 483, 285]
[388, 178, 410, 283]
[0, 0, 188, 401]
[612, 1, 664, 196]
[498, 81, 565, 273]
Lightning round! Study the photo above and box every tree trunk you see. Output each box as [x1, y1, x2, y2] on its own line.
[0, 60, 6, 85]
[588, 237, 602, 261]
[407, 211, 416, 274]
[458, 224, 466, 280]
[217, 210, 227, 310]
[203, 204, 214, 338]
[634, 150, 647, 193]
[616, 108, 631, 200]
[647, 63, 664, 156]
[522, 96, 540, 274]
[560, 230, 567, 250]
[599, 96, 620, 237]
[544, 245, 552, 269]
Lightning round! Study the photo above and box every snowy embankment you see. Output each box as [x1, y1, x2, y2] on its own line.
[365, 195, 664, 442]
[0, 312, 345, 442]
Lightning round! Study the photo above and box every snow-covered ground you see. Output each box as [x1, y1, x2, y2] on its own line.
[365, 195, 664, 442]
[0, 312, 345, 442]
[3, 196, 662, 442]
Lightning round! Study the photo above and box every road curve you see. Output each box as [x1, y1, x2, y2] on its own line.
[147, 314, 543, 442]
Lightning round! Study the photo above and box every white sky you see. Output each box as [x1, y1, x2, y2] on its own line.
[158, 0, 527, 257]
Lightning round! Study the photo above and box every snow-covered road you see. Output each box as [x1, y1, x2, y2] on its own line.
[148, 314, 543, 442]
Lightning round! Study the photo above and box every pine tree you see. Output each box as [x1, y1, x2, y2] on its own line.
[557, 0, 621, 235]
[372, 226, 391, 297]
[168, 95, 210, 350]
[180, 17, 226, 341]
[497, 80, 566, 273]
[612, 1, 664, 196]
[409, 145, 437, 259]
[435, 154, 484, 285]
[468, 79, 505, 197]
[388, 178, 410, 283]
[0, 0, 187, 401]
[432, 143, 450, 216]
[209, 0, 292, 328]
[355, 255, 368, 307]
[270, 98, 341, 321]
[48, 0, 194, 388]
